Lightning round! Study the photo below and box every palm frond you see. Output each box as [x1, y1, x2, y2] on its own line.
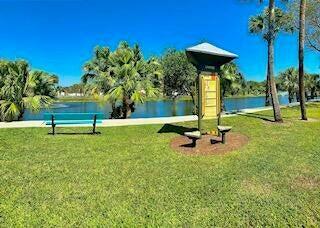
[0, 100, 21, 121]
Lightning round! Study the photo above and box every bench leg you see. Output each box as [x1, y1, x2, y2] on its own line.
[52, 124, 56, 135]
[221, 133, 226, 144]
[191, 138, 197, 147]
[92, 124, 96, 134]
[92, 114, 98, 134]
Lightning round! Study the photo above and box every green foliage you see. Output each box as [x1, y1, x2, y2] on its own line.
[219, 62, 245, 110]
[305, 73, 320, 98]
[0, 60, 58, 121]
[82, 42, 163, 119]
[277, 68, 320, 102]
[243, 81, 266, 96]
[249, 7, 294, 41]
[1, 104, 320, 226]
[59, 83, 85, 95]
[161, 49, 198, 113]
[278, 67, 298, 103]
[162, 49, 197, 99]
[220, 62, 244, 96]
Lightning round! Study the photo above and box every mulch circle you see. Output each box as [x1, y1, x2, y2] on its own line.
[170, 132, 249, 156]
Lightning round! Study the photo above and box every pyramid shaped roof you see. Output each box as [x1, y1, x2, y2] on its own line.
[186, 42, 238, 58]
[186, 42, 238, 69]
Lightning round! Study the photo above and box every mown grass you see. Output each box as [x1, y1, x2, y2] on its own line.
[0, 104, 320, 226]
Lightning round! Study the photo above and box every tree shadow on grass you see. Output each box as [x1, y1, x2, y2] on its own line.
[238, 112, 275, 122]
[157, 124, 197, 136]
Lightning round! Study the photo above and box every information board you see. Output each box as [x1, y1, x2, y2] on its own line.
[201, 73, 220, 119]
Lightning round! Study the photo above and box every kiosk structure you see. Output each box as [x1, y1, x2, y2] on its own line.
[186, 42, 238, 139]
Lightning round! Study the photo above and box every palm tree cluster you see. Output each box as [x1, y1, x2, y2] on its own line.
[82, 42, 162, 119]
[0, 60, 59, 121]
[278, 68, 320, 103]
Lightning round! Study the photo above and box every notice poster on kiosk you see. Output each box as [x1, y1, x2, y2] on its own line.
[201, 73, 220, 119]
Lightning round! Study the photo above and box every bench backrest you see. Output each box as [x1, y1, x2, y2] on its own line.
[44, 113, 105, 121]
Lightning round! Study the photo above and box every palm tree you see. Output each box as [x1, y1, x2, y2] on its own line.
[0, 60, 58, 121]
[249, 4, 294, 122]
[298, 0, 307, 120]
[278, 68, 298, 103]
[108, 42, 160, 118]
[304, 73, 319, 99]
[82, 46, 118, 115]
[83, 42, 162, 119]
[30, 70, 59, 98]
[220, 62, 243, 111]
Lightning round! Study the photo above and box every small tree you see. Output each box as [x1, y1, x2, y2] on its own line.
[219, 62, 243, 110]
[278, 68, 298, 103]
[305, 74, 320, 99]
[162, 50, 198, 111]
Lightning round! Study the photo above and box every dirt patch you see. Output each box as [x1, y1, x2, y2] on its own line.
[292, 176, 320, 190]
[241, 179, 272, 196]
[170, 132, 249, 156]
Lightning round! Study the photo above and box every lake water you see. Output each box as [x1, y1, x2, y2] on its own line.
[23, 95, 291, 120]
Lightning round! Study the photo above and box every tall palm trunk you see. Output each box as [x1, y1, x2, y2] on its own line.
[268, 0, 283, 122]
[298, 0, 308, 120]
[265, 75, 271, 106]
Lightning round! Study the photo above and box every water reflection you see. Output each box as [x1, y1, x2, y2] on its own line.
[23, 95, 290, 120]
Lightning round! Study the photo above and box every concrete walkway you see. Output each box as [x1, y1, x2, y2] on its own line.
[0, 101, 317, 129]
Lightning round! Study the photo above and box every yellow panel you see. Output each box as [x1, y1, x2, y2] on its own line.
[205, 101, 216, 106]
[205, 81, 216, 92]
[201, 74, 220, 118]
[206, 92, 217, 99]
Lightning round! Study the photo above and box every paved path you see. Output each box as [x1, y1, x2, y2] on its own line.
[0, 101, 317, 129]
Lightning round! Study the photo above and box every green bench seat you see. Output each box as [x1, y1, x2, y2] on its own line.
[44, 113, 104, 135]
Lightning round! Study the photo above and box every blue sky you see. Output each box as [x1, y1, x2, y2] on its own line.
[0, 0, 319, 86]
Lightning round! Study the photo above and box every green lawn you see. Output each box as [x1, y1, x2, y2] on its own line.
[1, 104, 320, 226]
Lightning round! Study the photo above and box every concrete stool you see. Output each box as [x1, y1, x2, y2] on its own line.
[217, 126, 232, 144]
[184, 131, 201, 147]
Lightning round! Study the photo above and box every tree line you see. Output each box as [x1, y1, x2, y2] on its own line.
[79, 44, 256, 118]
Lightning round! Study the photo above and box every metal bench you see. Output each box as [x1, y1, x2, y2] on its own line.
[44, 113, 104, 135]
